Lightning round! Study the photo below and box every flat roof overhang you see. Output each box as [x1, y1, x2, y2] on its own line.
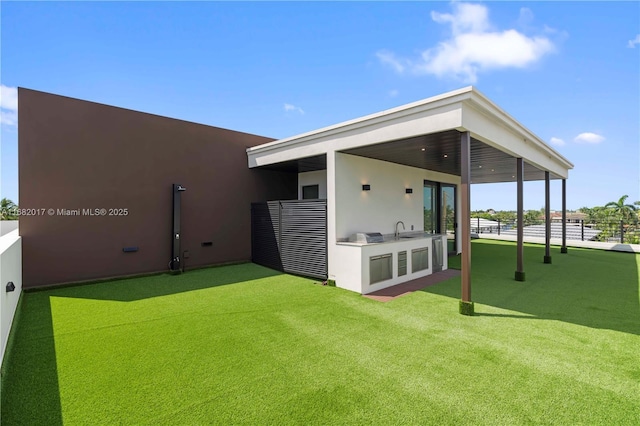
[247, 86, 573, 183]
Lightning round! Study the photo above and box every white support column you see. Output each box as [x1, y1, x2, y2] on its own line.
[326, 151, 337, 285]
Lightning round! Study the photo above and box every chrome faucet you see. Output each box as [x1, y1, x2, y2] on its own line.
[395, 221, 405, 239]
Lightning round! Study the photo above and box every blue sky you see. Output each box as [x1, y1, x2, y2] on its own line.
[1, 1, 638, 211]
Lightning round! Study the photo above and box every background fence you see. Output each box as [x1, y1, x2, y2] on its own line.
[471, 217, 640, 244]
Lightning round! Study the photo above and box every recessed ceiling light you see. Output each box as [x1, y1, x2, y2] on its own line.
[491, 169, 495, 172]
[443, 154, 448, 158]
[512, 175, 515, 178]
[478, 165, 482, 168]
[421, 148, 426, 151]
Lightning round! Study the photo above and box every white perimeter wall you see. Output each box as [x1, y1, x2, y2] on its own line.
[298, 170, 327, 199]
[0, 229, 22, 367]
[1, 220, 19, 237]
[334, 153, 460, 239]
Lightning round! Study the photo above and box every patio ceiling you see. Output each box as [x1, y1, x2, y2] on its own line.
[258, 154, 327, 173]
[341, 130, 561, 184]
[259, 130, 560, 184]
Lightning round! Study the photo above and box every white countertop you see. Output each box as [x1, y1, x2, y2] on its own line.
[337, 232, 444, 247]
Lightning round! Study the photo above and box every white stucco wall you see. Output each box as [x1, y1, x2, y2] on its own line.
[332, 244, 363, 293]
[334, 153, 460, 240]
[335, 153, 425, 238]
[0, 220, 19, 237]
[0, 229, 22, 367]
[298, 170, 327, 200]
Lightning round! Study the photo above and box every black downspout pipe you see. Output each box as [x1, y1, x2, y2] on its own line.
[170, 184, 187, 273]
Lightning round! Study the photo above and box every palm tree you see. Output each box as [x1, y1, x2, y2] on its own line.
[604, 195, 637, 223]
[0, 198, 18, 220]
[580, 206, 610, 224]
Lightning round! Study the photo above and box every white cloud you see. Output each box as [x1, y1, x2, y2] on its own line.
[388, 89, 399, 97]
[375, 50, 406, 73]
[0, 85, 18, 127]
[1, 85, 18, 112]
[284, 103, 304, 115]
[517, 7, 534, 28]
[0, 110, 17, 126]
[431, 2, 490, 34]
[376, 2, 556, 83]
[628, 34, 640, 48]
[549, 137, 565, 146]
[574, 132, 605, 144]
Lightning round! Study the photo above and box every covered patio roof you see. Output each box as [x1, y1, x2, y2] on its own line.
[247, 86, 574, 316]
[247, 86, 573, 183]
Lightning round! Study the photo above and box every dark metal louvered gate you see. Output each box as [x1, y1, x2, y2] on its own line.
[251, 200, 327, 279]
[250, 201, 283, 272]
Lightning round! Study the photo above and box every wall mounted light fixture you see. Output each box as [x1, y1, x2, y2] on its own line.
[362, 184, 371, 191]
[405, 188, 413, 194]
[6, 281, 15, 292]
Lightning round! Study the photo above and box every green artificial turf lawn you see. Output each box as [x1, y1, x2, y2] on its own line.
[2, 240, 639, 425]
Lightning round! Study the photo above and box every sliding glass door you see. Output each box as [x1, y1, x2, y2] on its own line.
[441, 184, 457, 254]
[424, 181, 457, 255]
[423, 182, 438, 234]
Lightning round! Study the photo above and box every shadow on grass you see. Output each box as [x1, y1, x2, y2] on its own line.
[1, 263, 286, 424]
[33, 262, 285, 302]
[1, 292, 63, 425]
[427, 240, 640, 335]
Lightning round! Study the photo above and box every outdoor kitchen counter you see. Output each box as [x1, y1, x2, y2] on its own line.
[336, 232, 445, 247]
[333, 233, 448, 294]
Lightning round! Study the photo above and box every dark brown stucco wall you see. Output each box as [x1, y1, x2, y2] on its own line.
[18, 88, 296, 288]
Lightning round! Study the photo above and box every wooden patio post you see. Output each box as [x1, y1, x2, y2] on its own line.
[515, 158, 525, 281]
[561, 179, 568, 253]
[459, 131, 474, 315]
[544, 171, 552, 264]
